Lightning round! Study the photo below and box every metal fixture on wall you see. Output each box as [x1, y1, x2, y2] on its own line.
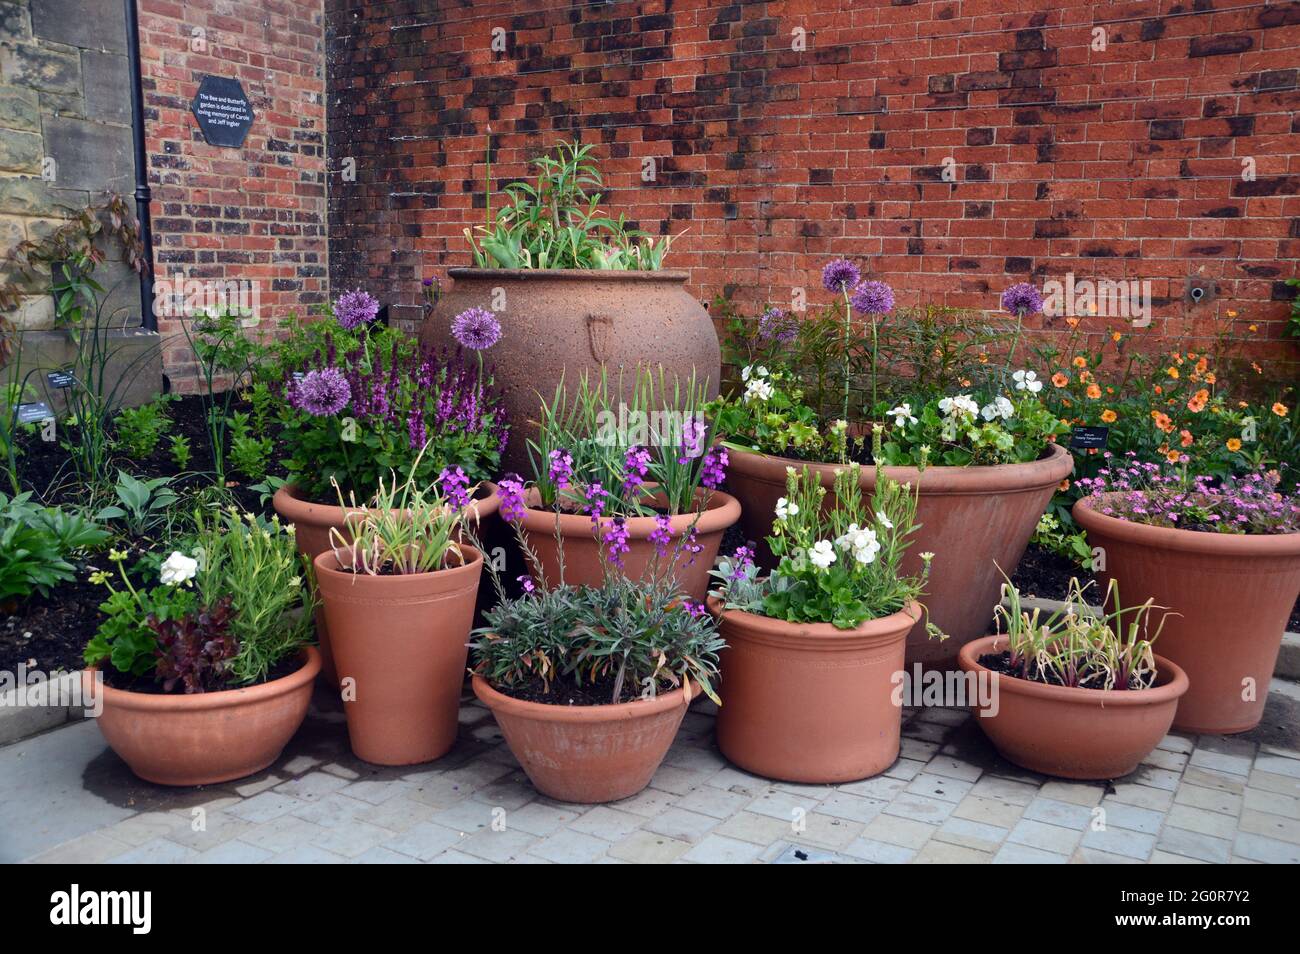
[124, 0, 156, 332]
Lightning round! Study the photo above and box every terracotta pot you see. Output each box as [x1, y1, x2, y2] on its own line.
[726, 443, 1073, 668]
[421, 268, 720, 473]
[313, 546, 483, 765]
[86, 648, 320, 786]
[274, 482, 500, 684]
[518, 486, 740, 601]
[472, 674, 694, 803]
[958, 635, 1189, 779]
[709, 598, 921, 783]
[1074, 495, 1300, 734]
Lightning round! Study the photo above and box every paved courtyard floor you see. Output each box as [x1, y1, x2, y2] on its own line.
[4, 680, 1300, 864]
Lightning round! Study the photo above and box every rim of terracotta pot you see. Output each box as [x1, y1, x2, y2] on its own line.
[83, 646, 321, 712]
[958, 634, 1189, 707]
[518, 485, 740, 537]
[471, 673, 698, 723]
[1074, 493, 1300, 558]
[726, 441, 1073, 495]
[706, 596, 922, 650]
[447, 267, 690, 283]
[313, 543, 484, 593]
[276, 481, 501, 522]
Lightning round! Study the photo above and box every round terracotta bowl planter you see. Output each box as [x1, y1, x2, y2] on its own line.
[708, 597, 921, 783]
[85, 647, 320, 786]
[313, 545, 483, 766]
[472, 674, 696, 803]
[422, 268, 721, 473]
[1074, 495, 1300, 735]
[958, 635, 1189, 779]
[518, 486, 740, 601]
[274, 482, 500, 684]
[726, 443, 1073, 669]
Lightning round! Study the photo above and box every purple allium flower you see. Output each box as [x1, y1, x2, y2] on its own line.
[451, 307, 502, 351]
[757, 306, 798, 343]
[603, 517, 631, 569]
[700, 445, 728, 489]
[439, 466, 471, 509]
[1000, 282, 1044, 318]
[292, 368, 351, 417]
[518, 575, 535, 594]
[334, 288, 380, 330]
[547, 448, 574, 490]
[822, 258, 861, 294]
[851, 279, 895, 315]
[623, 445, 652, 496]
[422, 278, 434, 287]
[498, 474, 528, 523]
[648, 514, 674, 557]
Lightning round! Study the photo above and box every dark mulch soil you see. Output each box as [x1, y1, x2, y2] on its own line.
[0, 572, 105, 674]
[492, 673, 667, 707]
[977, 650, 1152, 691]
[99, 652, 304, 694]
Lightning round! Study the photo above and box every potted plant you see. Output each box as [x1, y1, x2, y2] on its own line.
[313, 461, 484, 765]
[712, 268, 1071, 668]
[515, 368, 739, 601]
[468, 472, 723, 803]
[958, 577, 1189, 779]
[420, 138, 720, 471]
[1073, 456, 1300, 734]
[707, 434, 933, 783]
[269, 287, 507, 679]
[82, 509, 319, 786]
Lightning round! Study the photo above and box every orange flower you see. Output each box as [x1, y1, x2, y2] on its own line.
[1166, 367, 1179, 379]
[1180, 429, 1194, 448]
[1066, 317, 1080, 328]
[1072, 356, 1087, 368]
[1111, 331, 1122, 342]
[1274, 402, 1290, 417]
[978, 353, 988, 364]
[1205, 373, 1216, 384]
[1249, 324, 1258, 333]
[1152, 411, 1174, 433]
[1166, 449, 1182, 463]
[1079, 370, 1093, 384]
[1059, 479, 1070, 491]
[1226, 437, 1242, 452]
[1187, 389, 1208, 413]
[1100, 409, 1117, 423]
[1086, 383, 1102, 399]
[960, 378, 971, 387]
[1195, 357, 1208, 374]
[1052, 372, 1069, 388]
[1154, 385, 1163, 395]
[1252, 362, 1262, 374]
[1226, 309, 1238, 318]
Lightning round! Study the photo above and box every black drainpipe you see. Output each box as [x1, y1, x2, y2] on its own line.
[124, 0, 156, 332]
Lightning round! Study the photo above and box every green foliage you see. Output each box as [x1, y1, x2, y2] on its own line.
[1030, 512, 1094, 570]
[227, 411, 271, 480]
[0, 492, 108, 602]
[113, 398, 172, 459]
[1287, 279, 1300, 340]
[181, 308, 269, 481]
[464, 138, 676, 270]
[94, 470, 180, 539]
[168, 433, 192, 470]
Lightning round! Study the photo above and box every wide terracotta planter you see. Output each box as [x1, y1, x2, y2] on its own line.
[274, 482, 499, 683]
[1075, 495, 1300, 734]
[958, 635, 1189, 779]
[421, 268, 721, 473]
[314, 546, 484, 765]
[518, 486, 740, 600]
[726, 443, 1073, 669]
[709, 598, 921, 783]
[85, 648, 320, 786]
[472, 674, 695, 803]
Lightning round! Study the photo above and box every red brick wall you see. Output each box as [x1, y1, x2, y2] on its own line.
[139, 0, 327, 391]
[326, 0, 1300, 374]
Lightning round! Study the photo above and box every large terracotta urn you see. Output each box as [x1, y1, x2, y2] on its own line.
[421, 269, 721, 472]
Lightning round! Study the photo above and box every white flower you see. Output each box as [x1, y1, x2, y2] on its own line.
[939, 394, 979, 418]
[980, 396, 1014, 421]
[888, 403, 917, 428]
[775, 497, 799, 519]
[1013, 369, 1043, 393]
[852, 541, 880, 565]
[744, 377, 774, 403]
[875, 510, 893, 529]
[835, 523, 880, 563]
[160, 551, 198, 586]
[741, 364, 769, 382]
[809, 539, 837, 569]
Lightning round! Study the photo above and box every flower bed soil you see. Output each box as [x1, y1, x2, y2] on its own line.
[490, 673, 673, 707]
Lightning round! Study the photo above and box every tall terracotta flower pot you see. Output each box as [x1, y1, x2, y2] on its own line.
[314, 546, 484, 765]
[958, 635, 1189, 779]
[518, 486, 740, 601]
[85, 648, 321, 786]
[421, 269, 721, 473]
[472, 674, 695, 803]
[1074, 495, 1300, 734]
[726, 443, 1073, 668]
[708, 598, 921, 783]
[274, 482, 500, 684]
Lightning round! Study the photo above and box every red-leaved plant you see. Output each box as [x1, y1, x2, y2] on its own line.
[148, 597, 240, 693]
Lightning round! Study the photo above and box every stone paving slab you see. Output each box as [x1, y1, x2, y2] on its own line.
[4, 682, 1300, 864]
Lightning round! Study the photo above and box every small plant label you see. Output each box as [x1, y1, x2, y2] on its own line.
[1070, 426, 1109, 450]
[16, 401, 54, 424]
[45, 370, 75, 390]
